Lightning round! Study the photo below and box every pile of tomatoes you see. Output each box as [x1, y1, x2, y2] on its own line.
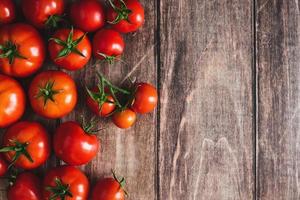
[0, 0, 158, 199]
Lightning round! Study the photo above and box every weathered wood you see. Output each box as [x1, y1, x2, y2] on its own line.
[158, 0, 254, 199]
[256, 0, 300, 199]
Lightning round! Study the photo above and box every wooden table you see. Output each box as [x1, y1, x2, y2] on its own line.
[1, 0, 300, 199]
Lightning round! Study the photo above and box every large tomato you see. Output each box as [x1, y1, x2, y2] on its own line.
[7, 172, 43, 200]
[93, 29, 125, 63]
[0, 0, 15, 25]
[43, 166, 89, 200]
[131, 83, 158, 114]
[107, 0, 144, 33]
[70, 0, 105, 32]
[49, 28, 91, 71]
[21, 0, 65, 28]
[0, 23, 45, 77]
[0, 154, 8, 177]
[29, 70, 77, 119]
[112, 109, 136, 129]
[0, 121, 50, 170]
[0, 74, 26, 128]
[54, 121, 99, 166]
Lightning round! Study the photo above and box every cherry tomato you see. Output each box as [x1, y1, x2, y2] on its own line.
[43, 166, 89, 200]
[0, 154, 8, 177]
[112, 109, 136, 129]
[86, 87, 116, 117]
[0, 0, 15, 25]
[54, 121, 100, 166]
[70, 0, 105, 32]
[131, 83, 158, 114]
[93, 29, 125, 63]
[49, 28, 91, 71]
[29, 70, 77, 119]
[107, 0, 144, 33]
[0, 23, 45, 77]
[7, 172, 42, 200]
[0, 74, 26, 128]
[91, 172, 126, 200]
[0, 121, 50, 170]
[21, 0, 65, 28]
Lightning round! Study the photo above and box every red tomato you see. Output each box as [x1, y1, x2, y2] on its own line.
[0, 121, 50, 170]
[70, 0, 105, 32]
[29, 70, 77, 119]
[131, 83, 158, 114]
[43, 166, 89, 200]
[112, 109, 136, 129]
[93, 29, 125, 62]
[0, 0, 15, 25]
[107, 0, 144, 33]
[0, 23, 45, 77]
[49, 28, 91, 71]
[21, 0, 65, 28]
[54, 121, 99, 166]
[7, 172, 42, 200]
[0, 75, 26, 128]
[0, 154, 8, 177]
[86, 87, 116, 117]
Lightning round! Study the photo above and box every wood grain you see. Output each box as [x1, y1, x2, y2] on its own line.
[256, 0, 300, 199]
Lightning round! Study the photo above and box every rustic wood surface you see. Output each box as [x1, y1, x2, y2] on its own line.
[0, 0, 299, 199]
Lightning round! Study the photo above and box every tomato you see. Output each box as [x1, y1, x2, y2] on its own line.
[0, 121, 50, 170]
[0, 23, 45, 77]
[7, 172, 42, 200]
[43, 166, 89, 200]
[0, 154, 8, 177]
[93, 29, 125, 63]
[112, 109, 136, 129]
[131, 83, 158, 114]
[29, 70, 77, 119]
[107, 0, 144, 33]
[70, 0, 105, 32]
[21, 0, 65, 28]
[54, 121, 99, 166]
[86, 87, 116, 117]
[0, 0, 15, 25]
[0, 75, 26, 128]
[91, 171, 126, 200]
[49, 28, 91, 71]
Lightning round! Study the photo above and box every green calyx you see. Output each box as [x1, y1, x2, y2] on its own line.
[50, 27, 87, 60]
[80, 116, 101, 134]
[0, 41, 27, 64]
[35, 81, 61, 106]
[0, 140, 34, 168]
[97, 52, 117, 64]
[108, 0, 132, 24]
[45, 14, 64, 28]
[112, 169, 128, 196]
[46, 178, 73, 200]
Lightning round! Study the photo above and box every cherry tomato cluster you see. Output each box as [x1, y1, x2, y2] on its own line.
[0, 0, 157, 199]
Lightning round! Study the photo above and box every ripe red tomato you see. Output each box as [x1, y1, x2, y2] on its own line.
[112, 109, 136, 129]
[49, 28, 91, 71]
[107, 0, 144, 33]
[0, 121, 50, 170]
[93, 29, 125, 62]
[0, 0, 15, 25]
[86, 87, 116, 117]
[0, 75, 26, 128]
[54, 121, 100, 166]
[21, 0, 65, 28]
[70, 0, 105, 32]
[0, 23, 45, 77]
[7, 172, 42, 200]
[43, 166, 89, 200]
[0, 154, 8, 177]
[131, 83, 158, 114]
[29, 70, 77, 119]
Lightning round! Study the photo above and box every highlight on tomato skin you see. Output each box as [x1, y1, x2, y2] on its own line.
[0, 154, 8, 177]
[0, 0, 16, 25]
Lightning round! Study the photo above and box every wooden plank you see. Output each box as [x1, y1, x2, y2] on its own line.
[256, 0, 300, 199]
[158, 0, 254, 199]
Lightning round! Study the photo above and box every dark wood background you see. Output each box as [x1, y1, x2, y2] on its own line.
[1, 0, 300, 199]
